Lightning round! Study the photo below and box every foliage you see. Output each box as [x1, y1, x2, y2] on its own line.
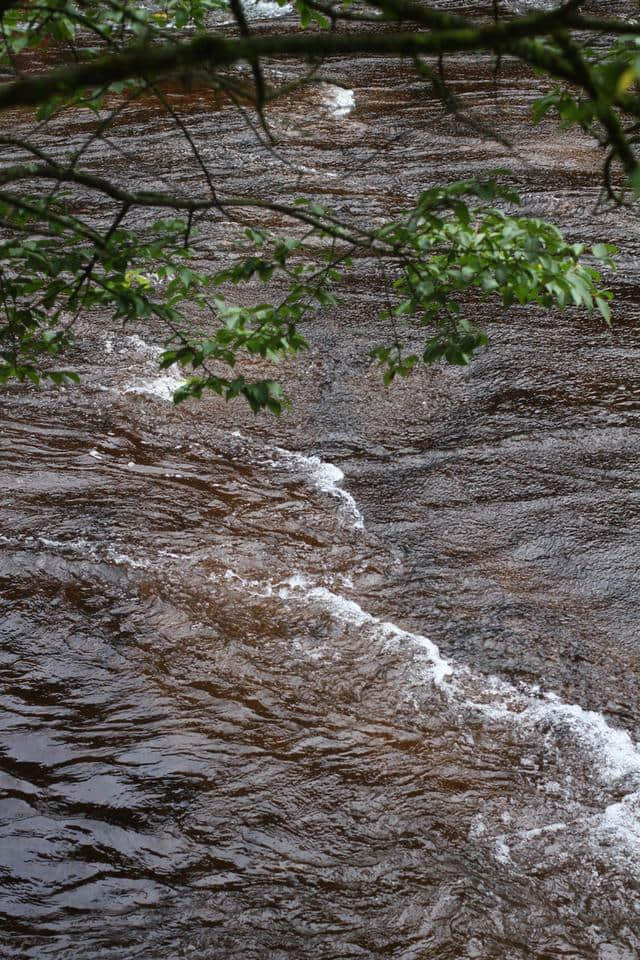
[0, 0, 633, 410]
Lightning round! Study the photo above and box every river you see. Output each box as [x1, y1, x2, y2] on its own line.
[1, 3, 640, 958]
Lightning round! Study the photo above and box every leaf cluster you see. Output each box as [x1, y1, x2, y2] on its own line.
[368, 179, 615, 382]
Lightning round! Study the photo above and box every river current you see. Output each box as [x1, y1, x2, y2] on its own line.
[1, 2, 640, 958]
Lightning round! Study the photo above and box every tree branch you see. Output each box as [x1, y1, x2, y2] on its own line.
[0, 12, 590, 114]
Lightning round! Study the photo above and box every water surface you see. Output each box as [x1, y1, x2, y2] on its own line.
[2, 4, 640, 957]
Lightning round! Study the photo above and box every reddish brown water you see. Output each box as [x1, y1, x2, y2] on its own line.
[2, 4, 640, 958]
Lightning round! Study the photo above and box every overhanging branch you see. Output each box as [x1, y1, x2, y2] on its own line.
[0, 13, 591, 114]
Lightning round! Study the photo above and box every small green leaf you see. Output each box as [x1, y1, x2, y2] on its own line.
[595, 296, 612, 324]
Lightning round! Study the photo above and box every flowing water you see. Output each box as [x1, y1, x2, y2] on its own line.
[2, 3, 640, 958]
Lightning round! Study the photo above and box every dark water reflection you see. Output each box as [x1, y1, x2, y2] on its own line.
[2, 3, 640, 957]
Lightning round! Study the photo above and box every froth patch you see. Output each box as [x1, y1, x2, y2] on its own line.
[595, 792, 640, 864]
[323, 85, 356, 118]
[529, 698, 640, 786]
[125, 374, 185, 402]
[220, 571, 453, 688]
[118, 335, 186, 401]
[272, 446, 365, 531]
[243, 0, 292, 16]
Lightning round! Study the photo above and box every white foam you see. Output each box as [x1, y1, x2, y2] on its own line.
[503, 0, 558, 10]
[37, 536, 93, 553]
[217, 0, 291, 22]
[119, 335, 186, 402]
[464, 691, 640, 868]
[217, 569, 276, 598]
[276, 572, 312, 598]
[241, 0, 292, 18]
[163, 546, 640, 871]
[452, 671, 640, 799]
[1, 531, 158, 574]
[272, 446, 365, 531]
[517, 822, 567, 841]
[226, 562, 640, 861]
[468, 815, 487, 840]
[493, 836, 512, 865]
[324, 85, 355, 118]
[529, 698, 640, 786]
[106, 550, 150, 570]
[306, 585, 373, 626]
[124, 333, 156, 356]
[594, 792, 640, 863]
[36, 536, 148, 569]
[125, 372, 185, 402]
[271, 579, 453, 687]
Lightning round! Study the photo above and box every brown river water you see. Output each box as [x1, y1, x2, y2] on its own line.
[2, 2, 640, 957]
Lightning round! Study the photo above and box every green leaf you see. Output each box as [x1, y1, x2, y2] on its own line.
[592, 243, 611, 261]
[595, 296, 612, 324]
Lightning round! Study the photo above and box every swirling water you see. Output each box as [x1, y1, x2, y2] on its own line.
[2, 3, 640, 957]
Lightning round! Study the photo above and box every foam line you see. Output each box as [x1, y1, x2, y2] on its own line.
[273, 446, 365, 531]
